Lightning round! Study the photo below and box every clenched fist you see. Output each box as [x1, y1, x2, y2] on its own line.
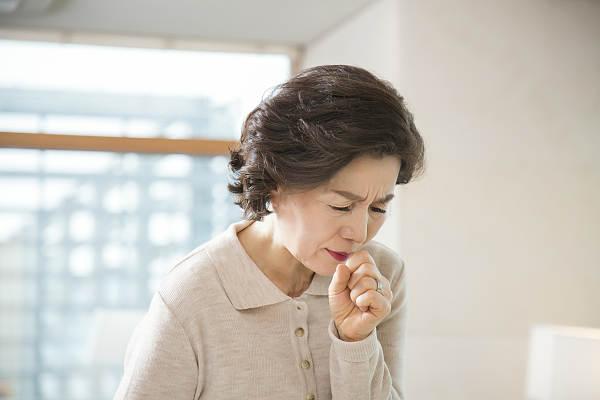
[328, 250, 393, 342]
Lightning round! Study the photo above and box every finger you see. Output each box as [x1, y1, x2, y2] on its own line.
[348, 262, 381, 289]
[348, 267, 392, 301]
[328, 263, 352, 296]
[349, 277, 377, 304]
[344, 249, 375, 273]
[356, 291, 391, 316]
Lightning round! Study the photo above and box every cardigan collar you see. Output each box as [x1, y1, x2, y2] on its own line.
[209, 219, 332, 310]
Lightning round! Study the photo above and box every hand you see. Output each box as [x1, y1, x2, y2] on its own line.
[328, 250, 393, 342]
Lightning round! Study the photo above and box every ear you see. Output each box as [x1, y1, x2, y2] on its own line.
[269, 187, 282, 211]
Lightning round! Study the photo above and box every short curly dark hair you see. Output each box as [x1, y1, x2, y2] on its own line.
[228, 64, 425, 221]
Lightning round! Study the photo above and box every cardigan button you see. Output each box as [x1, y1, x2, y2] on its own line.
[295, 327, 305, 337]
[305, 394, 315, 400]
[301, 359, 311, 369]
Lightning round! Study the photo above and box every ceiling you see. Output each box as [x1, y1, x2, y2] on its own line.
[0, 0, 376, 47]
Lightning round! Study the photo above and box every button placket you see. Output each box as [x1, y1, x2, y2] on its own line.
[291, 300, 318, 399]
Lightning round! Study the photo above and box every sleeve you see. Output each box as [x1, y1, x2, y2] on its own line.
[113, 292, 202, 400]
[328, 259, 408, 400]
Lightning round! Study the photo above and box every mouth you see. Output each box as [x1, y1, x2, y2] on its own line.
[326, 249, 350, 262]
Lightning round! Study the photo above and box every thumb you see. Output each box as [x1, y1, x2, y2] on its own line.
[329, 263, 352, 296]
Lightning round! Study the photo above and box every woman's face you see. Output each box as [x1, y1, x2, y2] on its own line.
[270, 155, 401, 276]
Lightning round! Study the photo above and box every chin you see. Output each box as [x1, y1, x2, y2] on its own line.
[311, 266, 336, 277]
[307, 256, 338, 277]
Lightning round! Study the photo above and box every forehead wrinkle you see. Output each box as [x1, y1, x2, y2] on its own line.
[331, 189, 394, 204]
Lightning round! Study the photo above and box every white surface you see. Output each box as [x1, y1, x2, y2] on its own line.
[86, 309, 146, 365]
[302, 0, 600, 399]
[526, 325, 600, 400]
[0, 0, 374, 46]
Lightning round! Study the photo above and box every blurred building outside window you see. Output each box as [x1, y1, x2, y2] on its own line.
[0, 37, 291, 400]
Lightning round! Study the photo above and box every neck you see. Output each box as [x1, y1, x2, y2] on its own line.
[238, 216, 315, 298]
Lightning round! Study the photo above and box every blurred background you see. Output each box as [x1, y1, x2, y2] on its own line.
[0, 0, 598, 399]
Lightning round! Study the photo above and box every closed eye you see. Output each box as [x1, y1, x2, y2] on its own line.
[329, 205, 386, 214]
[330, 205, 352, 212]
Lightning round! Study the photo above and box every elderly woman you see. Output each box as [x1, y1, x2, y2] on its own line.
[114, 64, 424, 400]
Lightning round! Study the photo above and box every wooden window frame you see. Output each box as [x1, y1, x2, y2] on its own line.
[0, 132, 239, 155]
[0, 29, 301, 156]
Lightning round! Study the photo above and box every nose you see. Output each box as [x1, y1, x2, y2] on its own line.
[341, 207, 369, 244]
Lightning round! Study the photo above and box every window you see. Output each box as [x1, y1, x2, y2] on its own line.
[0, 38, 291, 400]
[0, 39, 290, 139]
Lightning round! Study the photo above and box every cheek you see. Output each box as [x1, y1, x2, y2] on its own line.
[280, 212, 321, 250]
[300, 219, 336, 251]
[366, 216, 387, 241]
[291, 210, 338, 255]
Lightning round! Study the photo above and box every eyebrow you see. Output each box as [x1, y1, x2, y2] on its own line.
[331, 190, 395, 204]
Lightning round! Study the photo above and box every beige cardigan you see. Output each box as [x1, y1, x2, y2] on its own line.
[113, 219, 407, 399]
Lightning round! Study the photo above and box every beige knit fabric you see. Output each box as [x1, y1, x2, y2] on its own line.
[113, 219, 407, 399]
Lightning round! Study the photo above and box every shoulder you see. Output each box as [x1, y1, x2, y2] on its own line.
[362, 240, 406, 286]
[157, 233, 230, 319]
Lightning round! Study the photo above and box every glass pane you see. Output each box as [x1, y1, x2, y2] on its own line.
[0, 39, 290, 139]
[0, 148, 242, 400]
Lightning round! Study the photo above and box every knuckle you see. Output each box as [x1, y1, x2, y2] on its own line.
[350, 285, 366, 300]
[356, 249, 369, 257]
[355, 249, 373, 263]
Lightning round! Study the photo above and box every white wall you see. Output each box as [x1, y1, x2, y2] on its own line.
[303, 1, 600, 399]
